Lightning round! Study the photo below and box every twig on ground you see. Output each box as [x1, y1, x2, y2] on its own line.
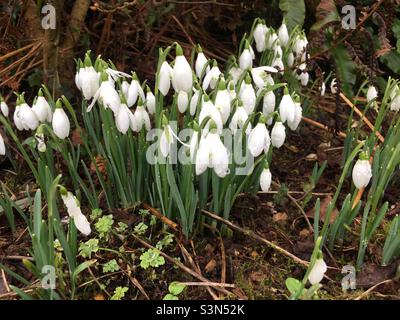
[355, 279, 393, 300]
[201, 210, 309, 267]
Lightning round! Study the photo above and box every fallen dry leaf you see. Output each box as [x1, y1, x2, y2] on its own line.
[273, 212, 288, 223]
[307, 196, 338, 224]
[205, 259, 217, 273]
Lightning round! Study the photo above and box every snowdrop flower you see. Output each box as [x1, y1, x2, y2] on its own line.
[278, 20, 289, 47]
[366, 85, 378, 103]
[88, 71, 121, 114]
[13, 104, 24, 131]
[287, 100, 302, 131]
[293, 35, 308, 59]
[131, 100, 151, 132]
[352, 153, 372, 189]
[330, 78, 338, 94]
[145, 86, 155, 115]
[75, 54, 100, 100]
[158, 61, 172, 96]
[159, 115, 181, 158]
[0, 96, 8, 117]
[116, 103, 132, 134]
[272, 57, 284, 73]
[279, 88, 296, 123]
[229, 66, 242, 85]
[35, 127, 46, 153]
[229, 104, 251, 134]
[228, 81, 236, 100]
[287, 52, 294, 67]
[308, 257, 327, 285]
[60, 188, 91, 236]
[214, 79, 231, 124]
[299, 72, 309, 86]
[126, 73, 145, 107]
[177, 91, 189, 113]
[240, 74, 256, 114]
[189, 123, 200, 161]
[52, 100, 70, 139]
[320, 81, 326, 96]
[203, 61, 221, 91]
[266, 31, 278, 50]
[172, 44, 193, 93]
[195, 46, 210, 78]
[190, 85, 201, 116]
[260, 165, 272, 192]
[263, 90, 276, 125]
[248, 116, 270, 157]
[251, 66, 277, 89]
[253, 21, 268, 52]
[239, 41, 254, 70]
[199, 95, 223, 134]
[389, 85, 400, 111]
[0, 133, 5, 155]
[19, 96, 39, 130]
[195, 125, 229, 178]
[271, 120, 286, 148]
[32, 89, 52, 122]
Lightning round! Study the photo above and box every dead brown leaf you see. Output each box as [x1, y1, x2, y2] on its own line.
[205, 259, 217, 273]
[307, 196, 338, 224]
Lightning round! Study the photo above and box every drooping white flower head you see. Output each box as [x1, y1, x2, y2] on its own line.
[229, 66, 243, 85]
[287, 100, 302, 131]
[195, 46, 210, 79]
[308, 257, 327, 285]
[287, 52, 294, 67]
[171, 44, 193, 93]
[262, 89, 276, 118]
[272, 57, 284, 74]
[271, 120, 286, 148]
[0, 132, 5, 155]
[177, 90, 189, 113]
[195, 126, 229, 178]
[266, 31, 278, 50]
[248, 116, 270, 157]
[203, 61, 221, 91]
[116, 103, 132, 134]
[0, 96, 9, 117]
[126, 73, 145, 107]
[52, 100, 70, 139]
[260, 166, 272, 192]
[278, 20, 289, 47]
[251, 66, 277, 89]
[330, 78, 338, 94]
[145, 86, 156, 115]
[299, 72, 309, 86]
[190, 86, 201, 116]
[35, 130, 46, 153]
[158, 61, 173, 96]
[76, 54, 100, 100]
[214, 79, 231, 124]
[159, 116, 178, 158]
[18, 95, 39, 131]
[239, 74, 256, 115]
[279, 88, 296, 123]
[189, 124, 200, 162]
[389, 85, 400, 111]
[320, 81, 326, 96]
[366, 85, 378, 103]
[352, 153, 372, 189]
[32, 89, 52, 123]
[229, 104, 251, 134]
[131, 100, 151, 132]
[60, 188, 91, 236]
[13, 104, 24, 131]
[293, 34, 308, 59]
[199, 95, 223, 135]
[87, 71, 121, 114]
[239, 40, 254, 70]
[253, 22, 269, 52]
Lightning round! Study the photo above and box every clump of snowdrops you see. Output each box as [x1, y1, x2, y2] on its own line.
[0, 18, 312, 236]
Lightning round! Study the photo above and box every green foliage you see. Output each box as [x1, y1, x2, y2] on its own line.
[110, 286, 128, 300]
[139, 248, 165, 269]
[95, 215, 114, 239]
[79, 238, 99, 259]
[102, 259, 120, 273]
[134, 222, 148, 235]
[163, 281, 186, 300]
[331, 44, 357, 96]
[279, 0, 305, 31]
